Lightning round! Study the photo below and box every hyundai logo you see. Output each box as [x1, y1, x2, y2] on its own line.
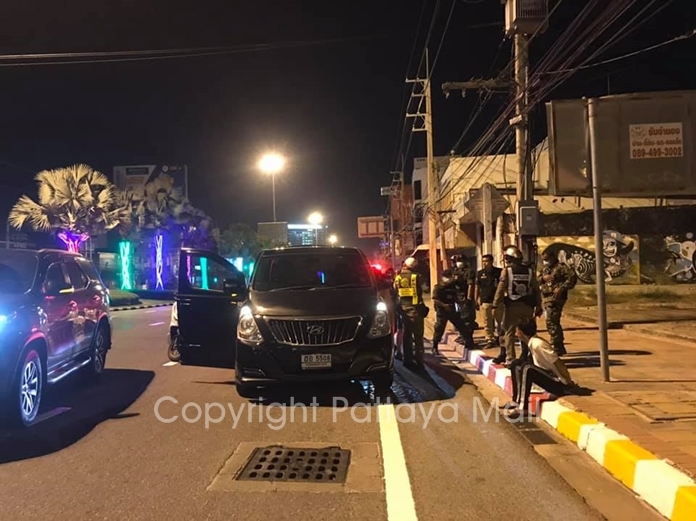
[307, 325, 325, 336]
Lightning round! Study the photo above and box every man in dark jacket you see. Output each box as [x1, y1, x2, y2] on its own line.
[431, 270, 468, 355]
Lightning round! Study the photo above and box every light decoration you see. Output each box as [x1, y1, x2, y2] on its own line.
[200, 256, 209, 290]
[119, 241, 134, 290]
[187, 255, 192, 284]
[155, 234, 164, 290]
[58, 231, 89, 253]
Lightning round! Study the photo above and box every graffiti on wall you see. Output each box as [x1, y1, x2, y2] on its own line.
[537, 230, 640, 284]
[665, 233, 695, 282]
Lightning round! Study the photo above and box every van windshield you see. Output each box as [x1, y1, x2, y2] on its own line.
[252, 252, 373, 291]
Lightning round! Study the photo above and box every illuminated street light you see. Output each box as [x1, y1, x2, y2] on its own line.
[328, 234, 338, 245]
[308, 212, 323, 245]
[258, 152, 286, 222]
[307, 212, 323, 225]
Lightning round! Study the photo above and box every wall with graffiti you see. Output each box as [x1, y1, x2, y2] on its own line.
[537, 231, 641, 285]
[664, 233, 696, 283]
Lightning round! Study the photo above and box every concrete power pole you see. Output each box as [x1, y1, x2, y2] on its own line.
[407, 49, 439, 291]
[513, 32, 534, 260]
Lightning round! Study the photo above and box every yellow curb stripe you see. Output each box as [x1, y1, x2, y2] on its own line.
[672, 485, 696, 521]
[604, 439, 657, 489]
[556, 411, 599, 444]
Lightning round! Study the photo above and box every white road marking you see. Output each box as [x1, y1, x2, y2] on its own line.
[377, 404, 418, 521]
[163, 361, 179, 367]
[34, 406, 71, 424]
[145, 309, 159, 313]
[149, 321, 166, 326]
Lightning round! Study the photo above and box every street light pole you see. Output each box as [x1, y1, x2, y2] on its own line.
[272, 173, 277, 222]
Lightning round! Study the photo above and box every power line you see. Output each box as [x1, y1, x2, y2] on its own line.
[0, 34, 391, 67]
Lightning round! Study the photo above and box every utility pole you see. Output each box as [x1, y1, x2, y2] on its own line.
[407, 48, 439, 291]
[513, 32, 534, 260]
[443, 1, 549, 264]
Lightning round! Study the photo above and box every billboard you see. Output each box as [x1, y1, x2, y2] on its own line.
[113, 165, 188, 198]
[357, 216, 385, 238]
[257, 222, 288, 245]
[546, 90, 696, 197]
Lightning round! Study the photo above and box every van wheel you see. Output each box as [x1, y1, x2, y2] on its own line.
[236, 383, 260, 399]
[372, 371, 393, 392]
[4, 348, 44, 427]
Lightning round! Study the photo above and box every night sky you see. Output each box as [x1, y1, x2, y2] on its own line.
[1, 0, 694, 251]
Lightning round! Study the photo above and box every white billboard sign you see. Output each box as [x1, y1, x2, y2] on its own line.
[629, 123, 684, 160]
[357, 216, 385, 238]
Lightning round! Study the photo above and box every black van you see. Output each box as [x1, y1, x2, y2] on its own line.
[235, 246, 393, 397]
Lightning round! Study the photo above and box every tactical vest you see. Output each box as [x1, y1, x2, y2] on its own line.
[395, 272, 420, 305]
[506, 265, 534, 305]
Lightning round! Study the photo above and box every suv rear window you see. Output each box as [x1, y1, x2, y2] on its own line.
[76, 257, 105, 285]
[252, 251, 372, 291]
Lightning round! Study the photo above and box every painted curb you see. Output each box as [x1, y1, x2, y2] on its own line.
[111, 302, 173, 312]
[430, 331, 696, 520]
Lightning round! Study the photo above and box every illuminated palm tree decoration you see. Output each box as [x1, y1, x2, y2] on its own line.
[8, 164, 130, 253]
[124, 174, 198, 290]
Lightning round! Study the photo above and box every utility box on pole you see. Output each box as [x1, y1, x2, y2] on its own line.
[504, 0, 549, 36]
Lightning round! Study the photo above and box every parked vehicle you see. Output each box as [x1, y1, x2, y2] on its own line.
[0, 249, 112, 427]
[235, 246, 393, 397]
[169, 248, 247, 366]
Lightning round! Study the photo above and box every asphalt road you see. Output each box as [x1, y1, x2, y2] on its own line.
[0, 306, 613, 520]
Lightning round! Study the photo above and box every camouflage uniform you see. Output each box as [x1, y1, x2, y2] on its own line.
[539, 261, 577, 355]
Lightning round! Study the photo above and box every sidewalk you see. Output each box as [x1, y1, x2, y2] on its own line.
[422, 295, 696, 520]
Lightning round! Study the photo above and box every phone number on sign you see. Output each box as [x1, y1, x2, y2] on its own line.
[632, 147, 683, 159]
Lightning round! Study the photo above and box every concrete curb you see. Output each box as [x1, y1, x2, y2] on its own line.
[430, 331, 696, 520]
[563, 311, 696, 344]
[111, 302, 173, 312]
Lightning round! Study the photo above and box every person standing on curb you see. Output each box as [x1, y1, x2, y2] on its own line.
[491, 245, 542, 366]
[475, 254, 503, 348]
[431, 269, 468, 355]
[539, 250, 577, 356]
[394, 257, 426, 370]
[451, 255, 476, 349]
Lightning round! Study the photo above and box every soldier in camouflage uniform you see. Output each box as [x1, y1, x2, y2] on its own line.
[539, 250, 577, 356]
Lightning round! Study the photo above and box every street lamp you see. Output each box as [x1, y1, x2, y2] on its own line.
[258, 152, 286, 222]
[308, 212, 323, 245]
[328, 234, 338, 246]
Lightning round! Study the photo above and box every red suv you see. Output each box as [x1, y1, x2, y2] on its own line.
[0, 249, 112, 427]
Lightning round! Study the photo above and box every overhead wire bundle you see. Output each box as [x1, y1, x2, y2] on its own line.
[434, 0, 675, 210]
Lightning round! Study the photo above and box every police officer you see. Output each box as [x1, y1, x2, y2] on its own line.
[539, 250, 577, 356]
[491, 245, 542, 365]
[394, 257, 426, 369]
[431, 270, 468, 355]
[451, 255, 475, 349]
[475, 254, 504, 348]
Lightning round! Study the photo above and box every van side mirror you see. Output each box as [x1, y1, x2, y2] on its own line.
[223, 276, 247, 296]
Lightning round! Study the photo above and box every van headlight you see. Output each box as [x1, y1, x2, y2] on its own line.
[367, 301, 391, 338]
[237, 306, 264, 345]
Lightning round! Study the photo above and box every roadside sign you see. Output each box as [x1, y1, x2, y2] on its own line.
[629, 123, 684, 160]
[357, 216, 385, 238]
[465, 183, 509, 223]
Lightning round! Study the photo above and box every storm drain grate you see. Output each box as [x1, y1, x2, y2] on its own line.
[235, 446, 351, 483]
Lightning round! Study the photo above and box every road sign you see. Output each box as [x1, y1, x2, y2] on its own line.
[464, 183, 509, 223]
[357, 216, 386, 238]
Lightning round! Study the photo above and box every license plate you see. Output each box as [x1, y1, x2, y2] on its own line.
[301, 354, 332, 369]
